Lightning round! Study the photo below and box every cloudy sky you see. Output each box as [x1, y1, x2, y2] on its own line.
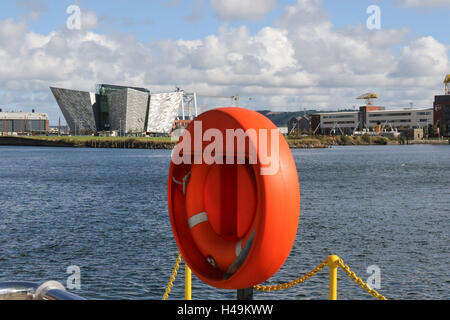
[0, 0, 449, 124]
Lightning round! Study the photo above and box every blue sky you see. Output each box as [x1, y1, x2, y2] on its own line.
[0, 0, 294, 41]
[325, 0, 450, 43]
[0, 0, 449, 124]
[1, 0, 448, 42]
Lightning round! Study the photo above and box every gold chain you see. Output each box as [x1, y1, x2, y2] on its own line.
[337, 258, 388, 300]
[162, 254, 388, 300]
[253, 260, 328, 292]
[162, 252, 182, 300]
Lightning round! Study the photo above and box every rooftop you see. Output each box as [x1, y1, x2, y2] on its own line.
[367, 108, 432, 113]
[0, 111, 49, 120]
[312, 107, 432, 116]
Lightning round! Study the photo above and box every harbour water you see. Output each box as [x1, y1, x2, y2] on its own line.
[0, 145, 448, 300]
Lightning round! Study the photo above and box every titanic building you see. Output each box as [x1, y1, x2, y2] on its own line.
[50, 84, 183, 135]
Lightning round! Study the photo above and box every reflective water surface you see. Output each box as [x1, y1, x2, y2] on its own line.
[0, 145, 448, 300]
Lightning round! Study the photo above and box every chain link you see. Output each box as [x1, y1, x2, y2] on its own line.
[162, 253, 388, 300]
[162, 252, 182, 300]
[253, 260, 328, 292]
[337, 258, 388, 300]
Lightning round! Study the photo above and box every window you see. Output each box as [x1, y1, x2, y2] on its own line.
[323, 121, 357, 125]
[368, 112, 411, 117]
[323, 114, 357, 119]
[369, 119, 410, 124]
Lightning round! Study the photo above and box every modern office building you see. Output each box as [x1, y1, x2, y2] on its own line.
[312, 105, 433, 135]
[311, 92, 434, 135]
[50, 84, 185, 135]
[312, 111, 360, 135]
[433, 75, 450, 137]
[365, 108, 433, 129]
[0, 109, 49, 135]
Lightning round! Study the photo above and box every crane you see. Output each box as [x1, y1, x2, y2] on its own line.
[444, 74, 450, 95]
[357, 93, 378, 106]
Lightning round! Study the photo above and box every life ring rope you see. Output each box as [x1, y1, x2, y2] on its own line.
[224, 231, 255, 279]
[172, 171, 191, 195]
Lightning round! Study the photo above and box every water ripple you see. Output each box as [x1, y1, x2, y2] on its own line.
[0, 145, 448, 300]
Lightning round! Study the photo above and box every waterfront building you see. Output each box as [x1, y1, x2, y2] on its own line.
[311, 92, 433, 135]
[364, 108, 433, 129]
[50, 87, 98, 134]
[50, 84, 187, 136]
[433, 75, 450, 137]
[288, 116, 311, 134]
[311, 111, 359, 135]
[0, 109, 49, 135]
[399, 128, 424, 140]
[312, 107, 433, 135]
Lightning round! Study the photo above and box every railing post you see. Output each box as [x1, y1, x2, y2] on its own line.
[328, 255, 339, 300]
[185, 264, 192, 300]
[237, 288, 254, 300]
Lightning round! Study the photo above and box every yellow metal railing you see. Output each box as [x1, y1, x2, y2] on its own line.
[162, 253, 387, 300]
[185, 264, 192, 300]
[328, 255, 339, 300]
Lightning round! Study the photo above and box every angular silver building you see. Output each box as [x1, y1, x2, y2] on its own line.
[108, 88, 150, 134]
[50, 87, 97, 134]
[147, 92, 183, 134]
[50, 84, 190, 135]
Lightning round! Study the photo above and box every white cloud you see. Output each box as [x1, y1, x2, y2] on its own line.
[391, 36, 449, 77]
[210, 0, 277, 21]
[0, 0, 449, 122]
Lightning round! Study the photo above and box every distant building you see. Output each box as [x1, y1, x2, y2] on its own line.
[399, 128, 424, 140]
[359, 106, 386, 128]
[50, 84, 186, 136]
[312, 106, 433, 135]
[434, 96, 450, 137]
[288, 116, 311, 134]
[311, 111, 359, 135]
[433, 75, 450, 137]
[0, 110, 49, 135]
[278, 126, 288, 135]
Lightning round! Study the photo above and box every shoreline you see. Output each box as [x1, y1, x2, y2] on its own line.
[0, 136, 448, 150]
[0, 136, 177, 149]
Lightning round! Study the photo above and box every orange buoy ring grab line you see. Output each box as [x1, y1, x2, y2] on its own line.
[168, 107, 300, 289]
[186, 162, 258, 280]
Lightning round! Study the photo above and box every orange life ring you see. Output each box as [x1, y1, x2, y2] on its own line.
[168, 107, 300, 289]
